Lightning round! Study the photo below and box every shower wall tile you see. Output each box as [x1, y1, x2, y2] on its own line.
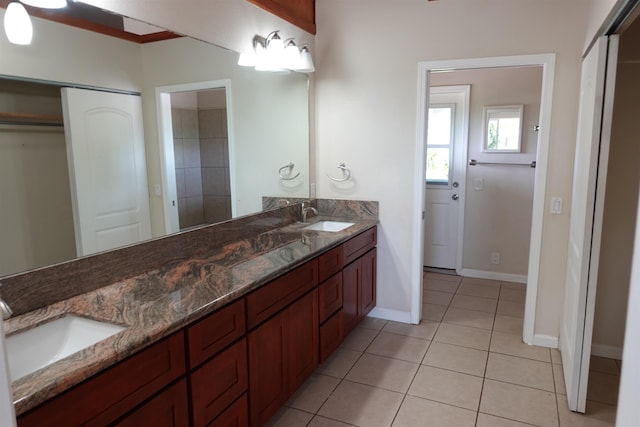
[171, 108, 182, 138]
[180, 109, 199, 139]
[184, 168, 203, 197]
[173, 138, 184, 169]
[175, 168, 186, 198]
[183, 138, 201, 168]
[200, 138, 226, 168]
[204, 196, 230, 223]
[198, 109, 225, 138]
[202, 167, 226, 196]
[178, 197, 188, 226]
[186, 196, 204, 226]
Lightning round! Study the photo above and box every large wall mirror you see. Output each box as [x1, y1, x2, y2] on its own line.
[0, 2, 310, 278]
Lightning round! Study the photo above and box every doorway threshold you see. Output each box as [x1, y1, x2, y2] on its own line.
[423, 266, 458, 276]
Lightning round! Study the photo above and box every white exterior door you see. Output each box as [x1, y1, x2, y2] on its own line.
[560, 36, 618, 413]
[62, 87, 152, 256]
[424, 86, 469, 269]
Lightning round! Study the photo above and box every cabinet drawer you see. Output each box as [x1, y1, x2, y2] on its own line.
[344, 227, 377, 265]
[246, 259, 318, 329]
[113, 379, 189, 427]
[191, 338, 248, 427]
[208, 394, 249, 427]
[318, 245, 344, 283]
[18, 332, 186, 427]
[318, 272, 342, 323]
[187, 299, 246, 368]
[319, 311, 343, 363]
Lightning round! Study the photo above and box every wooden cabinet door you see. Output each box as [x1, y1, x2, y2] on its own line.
[360, 249, 377, 317]
[248, 311, 287, 427]
[208, 394, 249, 427]
[342, 260, 360, 336]
[288, 289, 318, 391]
[113, 379, 189, 427]
[191, 339, 248, 427]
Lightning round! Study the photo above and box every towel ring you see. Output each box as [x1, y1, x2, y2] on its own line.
[327, 162, 351, 182]
[279, 162, 300, 181]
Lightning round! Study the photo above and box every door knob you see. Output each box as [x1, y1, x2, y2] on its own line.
[452, 194, 459, 201]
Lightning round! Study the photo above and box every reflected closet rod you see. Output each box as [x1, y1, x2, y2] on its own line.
[468, 159, 536, 168]
[0, 112, 63, 127]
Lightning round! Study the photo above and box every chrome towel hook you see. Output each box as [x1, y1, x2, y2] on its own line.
[279, 162, 300, 180]
[327, 162, 351, 182]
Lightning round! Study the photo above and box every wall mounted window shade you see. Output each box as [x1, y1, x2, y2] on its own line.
[483, 105, 523, 152]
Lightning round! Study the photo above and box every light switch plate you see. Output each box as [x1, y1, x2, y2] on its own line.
[550, 197, 562, 214]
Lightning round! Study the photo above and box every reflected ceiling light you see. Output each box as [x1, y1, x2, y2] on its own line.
[20, 0, 67, 8]
[4, 2, 33, 45]
[238, 31, 314, 73]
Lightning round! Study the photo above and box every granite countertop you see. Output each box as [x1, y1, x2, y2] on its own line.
[4, 217, 377, 416]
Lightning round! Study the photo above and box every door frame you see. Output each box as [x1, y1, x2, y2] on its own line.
[413, 54, 556, 342]
[423, 85, 470, 272]
[155, 79, 234, 235]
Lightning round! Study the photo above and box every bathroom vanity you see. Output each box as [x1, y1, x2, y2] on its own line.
[2, 201, 378, 427]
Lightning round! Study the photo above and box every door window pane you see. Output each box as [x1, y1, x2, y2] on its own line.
[426, 105, 454, 184]
[426, 147, 450, 183]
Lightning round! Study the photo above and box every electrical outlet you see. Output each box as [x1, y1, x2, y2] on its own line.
[491, 252, 500, 265]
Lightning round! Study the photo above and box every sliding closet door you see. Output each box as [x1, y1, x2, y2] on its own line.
[560, 35, 619, 413]
[62, 87, 151, 256]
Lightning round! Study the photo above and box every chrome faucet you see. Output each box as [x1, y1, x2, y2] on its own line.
[0, 299, 12, 320]
[301, 202, 318, 223]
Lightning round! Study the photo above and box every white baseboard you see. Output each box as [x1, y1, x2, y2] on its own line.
[591, 343, 623, 359]
[532, 334, 559, 348]
[459, 268, 527, 284]
[368, 307, 413, 324]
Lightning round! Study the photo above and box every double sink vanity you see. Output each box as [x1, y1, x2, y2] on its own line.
[1, 199, 378, 426]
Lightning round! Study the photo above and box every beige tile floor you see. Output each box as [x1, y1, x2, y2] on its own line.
[265, 272, 620, 427]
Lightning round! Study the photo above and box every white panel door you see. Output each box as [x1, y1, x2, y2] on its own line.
[62, 88, 151, 256]
[424, 86, 469, 269]
[560, 36, 618, 413]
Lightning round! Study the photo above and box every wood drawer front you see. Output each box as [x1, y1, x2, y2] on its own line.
[208, 394, 249, 427]
[344, 227, 377, 265]
[191, 338, 248, 427]
[187, 299, 246, 368]
[318, 245, 344, 283]
[319, 311, 343, 363]
[318, 273, 343, 323]
[18, 332, 186, 427]
[246, 259, 318, 329]
[113, 379, 189, 427]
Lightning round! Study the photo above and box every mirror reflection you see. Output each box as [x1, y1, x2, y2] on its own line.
[0, 6, 310, 278]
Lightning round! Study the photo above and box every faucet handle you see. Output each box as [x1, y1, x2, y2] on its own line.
[0, 298, 12, 320]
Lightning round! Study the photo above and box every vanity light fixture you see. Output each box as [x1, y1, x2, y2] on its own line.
[238, 31, 315, 73]
[4, 1, 32, 45]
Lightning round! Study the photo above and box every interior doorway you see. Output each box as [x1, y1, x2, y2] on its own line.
[155, 80, 233, 235]
[414, 54, 556, 340]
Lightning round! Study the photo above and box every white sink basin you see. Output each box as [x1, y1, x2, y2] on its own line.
[6, 315, 125, 381]
[303, 221, 355, 232]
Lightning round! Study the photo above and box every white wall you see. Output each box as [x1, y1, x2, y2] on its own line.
[315, 0, 589, 333]
[431, 67, 542, 278]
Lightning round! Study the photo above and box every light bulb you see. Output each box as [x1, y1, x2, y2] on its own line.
[20, 0, 67, 9]
[284, 40, 302, 70]
[4, 2, 33, 45]
[297, 46, 315, 73]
